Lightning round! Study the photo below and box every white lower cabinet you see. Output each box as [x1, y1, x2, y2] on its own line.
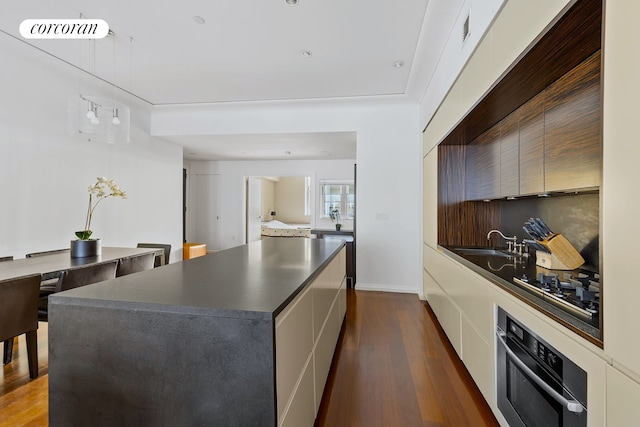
[423, 245, 493, 341]
[276, 286, 314, 421]
[434, 293, 462, 356]
[279, 355, 315, 427]
[606, 365, 640, 426]
[314, 293, 341, 412]
[276, 247, 346, 427]
[460, 315, 493, 404]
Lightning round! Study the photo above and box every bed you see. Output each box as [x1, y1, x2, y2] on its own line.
[261, 220, 311, 238]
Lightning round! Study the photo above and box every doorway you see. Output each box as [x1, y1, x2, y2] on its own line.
[194, 173, 222, 250]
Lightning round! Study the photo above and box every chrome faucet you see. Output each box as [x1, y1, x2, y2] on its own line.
[487, 229, 518, 252]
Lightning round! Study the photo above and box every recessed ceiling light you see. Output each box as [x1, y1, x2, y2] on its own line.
[393, 61, 404, 68]
[300, 50, 312, 58]
[193, 16, 205, 24]
[285, 0, 298, 5]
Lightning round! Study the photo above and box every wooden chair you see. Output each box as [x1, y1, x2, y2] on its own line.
[137, 243, 171, 267]
[1, 274, 42, 378]
[38, 259, 118, 321]
[116, 252, 155, 277]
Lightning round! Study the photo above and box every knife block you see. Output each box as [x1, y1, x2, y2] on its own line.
[535, 234, 585, 270]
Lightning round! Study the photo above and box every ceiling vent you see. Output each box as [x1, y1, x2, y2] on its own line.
[462, 14, 470, 44]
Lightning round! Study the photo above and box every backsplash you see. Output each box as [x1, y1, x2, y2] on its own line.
[498, 193, 600, 271]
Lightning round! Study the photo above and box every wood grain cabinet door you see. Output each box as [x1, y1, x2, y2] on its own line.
[544, 51, 601, 192]
[518, 91, 545, 195]
[465, 125, 501, 201]
[500, 110, 520, 197]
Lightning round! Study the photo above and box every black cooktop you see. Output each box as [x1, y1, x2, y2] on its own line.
[513, 272, 599, 320]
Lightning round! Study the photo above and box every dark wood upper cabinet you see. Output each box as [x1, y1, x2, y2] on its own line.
[500, 110, 520, 197]
[466, 125, 500, 201]
[519, 91, 545, 195]
[544, 51, 601, 192]
[464, 50, 601, 201]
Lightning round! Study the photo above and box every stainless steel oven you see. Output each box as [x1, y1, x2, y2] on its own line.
[496, 307, 587, 427]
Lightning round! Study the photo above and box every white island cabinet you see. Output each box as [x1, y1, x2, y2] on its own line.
[276, 246, 346, 426]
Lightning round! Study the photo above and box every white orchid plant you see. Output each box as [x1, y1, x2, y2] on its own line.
[329, 208, 341, 227]
[75, 177, 127, 240]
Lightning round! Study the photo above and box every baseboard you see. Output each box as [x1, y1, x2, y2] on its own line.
[354, 282, 419, 294]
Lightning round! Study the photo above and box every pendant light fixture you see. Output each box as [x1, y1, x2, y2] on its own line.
[69, 19, 131, 143]
[112, 108, 120, 125]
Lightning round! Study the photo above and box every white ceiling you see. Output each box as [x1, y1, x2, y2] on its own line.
[1, 0, 458, 160]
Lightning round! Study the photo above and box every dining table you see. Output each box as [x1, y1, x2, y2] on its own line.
[0, 247, 164, 282]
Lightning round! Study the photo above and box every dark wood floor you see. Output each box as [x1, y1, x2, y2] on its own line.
[1, 290, 498, 426]
[315, 290, 498, 426]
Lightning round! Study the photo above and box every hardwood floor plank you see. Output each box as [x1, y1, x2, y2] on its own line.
[0, 376, 48, 427]
[397, 309, 446, 424]
[1, 324, 49, 427]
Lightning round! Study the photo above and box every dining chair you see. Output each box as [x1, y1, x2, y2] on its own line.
[116, 252, 155, 277]
[1, 273, 42, 378]
[137, 243, 171, 267]
[38, 259, 118, 322]
[27, 249, 70, 295]
[1, 256, 16, 353]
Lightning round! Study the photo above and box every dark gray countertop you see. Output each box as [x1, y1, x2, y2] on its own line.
[51, 238, 345, 321]
[440, 246, 601, 344]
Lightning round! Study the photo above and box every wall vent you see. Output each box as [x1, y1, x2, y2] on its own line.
[462, 14, 470, 43]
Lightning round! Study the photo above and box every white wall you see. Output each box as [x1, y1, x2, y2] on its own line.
[156, 102, 422, 294]
[0, 33, 183, 262]
[261, 178, 276, 221]
[275, 176, 308, 224]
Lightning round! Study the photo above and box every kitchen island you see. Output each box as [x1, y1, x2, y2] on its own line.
[48, 238, 346, 426]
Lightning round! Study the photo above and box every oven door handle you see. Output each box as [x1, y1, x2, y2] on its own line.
[496, 329, 585, 414]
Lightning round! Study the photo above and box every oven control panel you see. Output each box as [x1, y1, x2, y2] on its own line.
[508, 318, 563, 378]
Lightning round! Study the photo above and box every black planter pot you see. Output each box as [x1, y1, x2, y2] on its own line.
[70, 239, 102, 258]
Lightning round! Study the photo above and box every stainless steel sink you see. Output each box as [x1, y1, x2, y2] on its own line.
[452, 248, 518, 258]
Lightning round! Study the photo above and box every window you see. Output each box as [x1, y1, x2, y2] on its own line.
[320, 181, 354, 220]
